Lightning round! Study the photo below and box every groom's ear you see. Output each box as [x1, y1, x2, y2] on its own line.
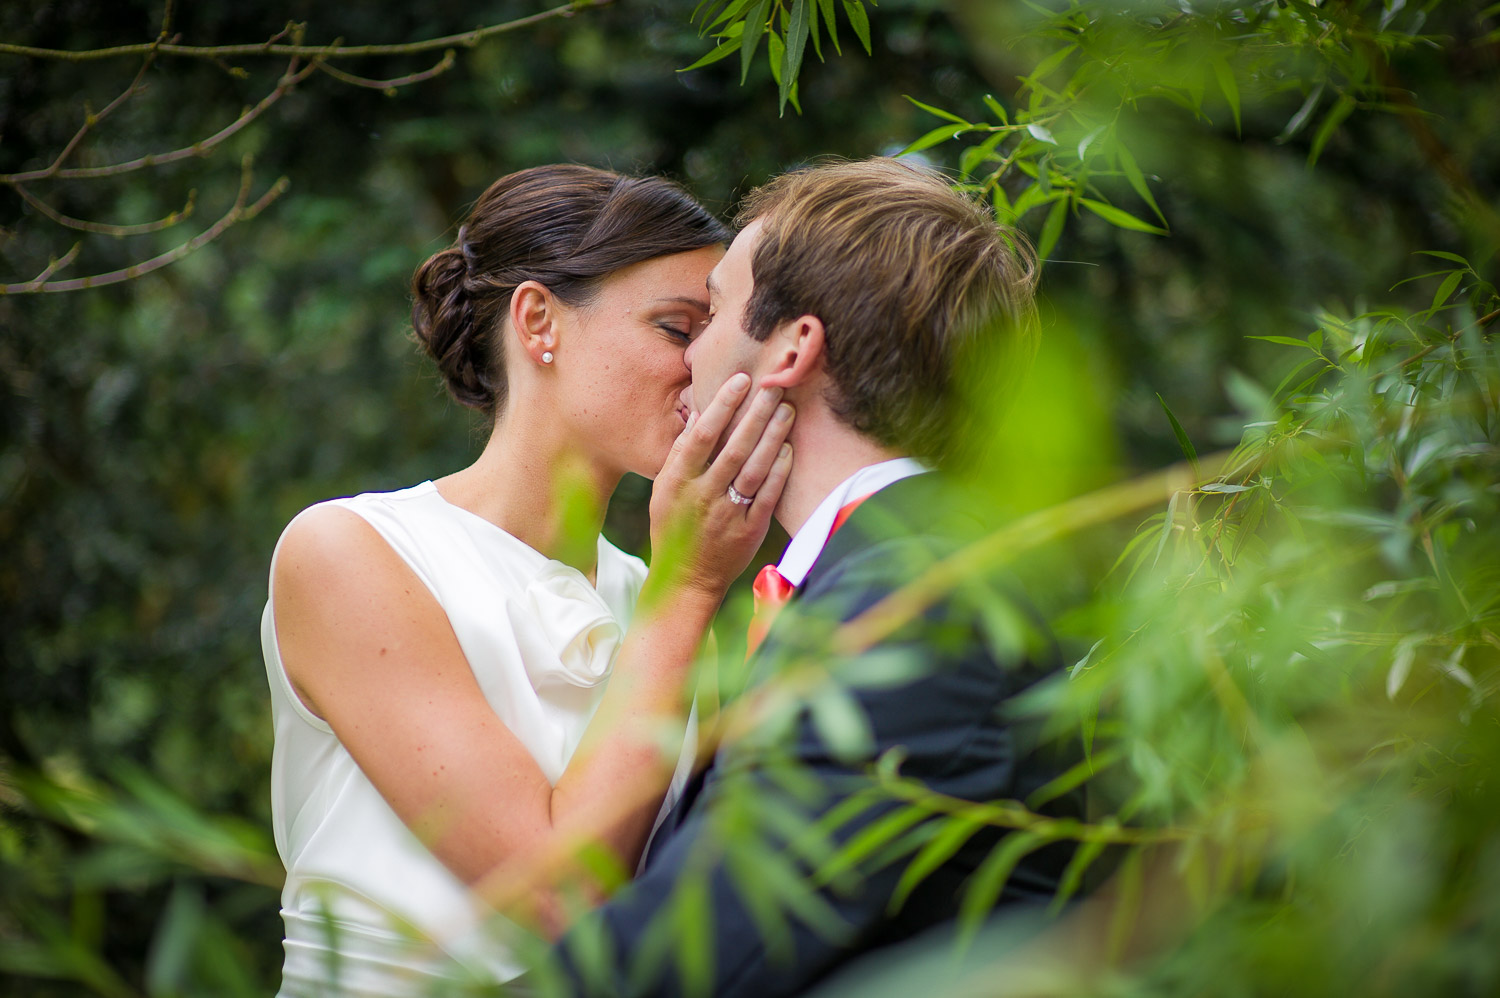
[758, 315, 825, 390]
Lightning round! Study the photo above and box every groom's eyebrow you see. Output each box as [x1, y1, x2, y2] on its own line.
[706, 273, 721, 299]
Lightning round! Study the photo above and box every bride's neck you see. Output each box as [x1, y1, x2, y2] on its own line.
[433, 405, 616, 579]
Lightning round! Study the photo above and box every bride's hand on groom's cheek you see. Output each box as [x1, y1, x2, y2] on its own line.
[648, 373, 795, 600]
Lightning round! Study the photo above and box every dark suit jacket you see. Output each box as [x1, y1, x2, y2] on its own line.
[550, 473, 1080, 997]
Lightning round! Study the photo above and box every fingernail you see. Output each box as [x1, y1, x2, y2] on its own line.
[775, 403, 794, 423]
[779, 443, 792, 459]
[728, 373, 751, 391]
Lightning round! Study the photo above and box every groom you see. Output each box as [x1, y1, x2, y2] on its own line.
[551, 158, 1080, 996]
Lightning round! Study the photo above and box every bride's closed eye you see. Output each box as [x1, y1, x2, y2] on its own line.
[655, 310, 710, 344]
[656, 321, 694, 344]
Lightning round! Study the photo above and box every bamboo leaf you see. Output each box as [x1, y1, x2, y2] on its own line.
[1309, 94, 1356, 165]
[705, 0, 754, 31]
[1051, 837, 1108, 911]
[1076, 125, 1105, 161]
[890, 814, 989, 911]
[726, 848, 797, 963]
[1387, 639, 1417, 699]
[1247, 335, 1315, 348]
[1037, 195, 1068, 262]
[1278, 82, 1325, 142]
[1025, 44, 1077, 89]
[778, 0, 810, 115]
[808, 684, 873, 761]
[1211, 55, 1241, 134]
[818, 0, 840, 55]
[1026, 122, 1058, 145]
[748, 840, 850, 934]
[843, 0, 872, 54]
[1154, 489, 1181, 567]
[692, 0, 732, 25]
[740, 0, 771, 83]
[144, 882, 205, 997]
[672, 878, 715, 997]
[1379, 0, 1408, 30]
[680, 36, 742, 73]
[1431, 270, 1462, 309]
[958, 830, 1051, 940]
[1106, 848, 1145, 963]
[904, 95, 972, 126]
[1416, 250, 1470, 265]
[898, 123, 972, 157]
[817, 806, 929, 883]
[1116, 144, 1165, 224]
[1028, 746, 1123, 809]
[1079, 198, 1168, 234]
[991, 182, 1013, 221]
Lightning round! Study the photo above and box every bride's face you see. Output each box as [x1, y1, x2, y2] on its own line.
[556, 245, 721, 479]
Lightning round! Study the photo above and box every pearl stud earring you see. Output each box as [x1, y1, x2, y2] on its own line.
[541, 351, 554, 364]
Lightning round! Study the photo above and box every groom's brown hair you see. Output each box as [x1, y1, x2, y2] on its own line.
[736, 158, 1037, 463]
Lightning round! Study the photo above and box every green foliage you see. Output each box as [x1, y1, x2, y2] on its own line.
[1062, 275, 1500, 997]
[688, 0, 876, 113]
[887, 0, 1497, 263]
[4, 0, 1499, 994]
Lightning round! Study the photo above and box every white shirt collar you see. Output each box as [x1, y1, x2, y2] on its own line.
[775, 457, 929, 587]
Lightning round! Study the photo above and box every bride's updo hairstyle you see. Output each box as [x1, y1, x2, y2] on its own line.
[411, 164, 730, 416]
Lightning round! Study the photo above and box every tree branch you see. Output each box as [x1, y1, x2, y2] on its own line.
[1, 59, 318, 183]
[29, 53, 158, 180]
[2, 158, 288, 294]
[315, 48, 457, 91]
[22, 242, 82, 287]
[12, 183, 196, 236]
[833, 452, 1235, 657]
[0, 1, 609, 62]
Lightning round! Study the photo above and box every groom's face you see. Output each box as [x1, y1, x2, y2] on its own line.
[681, 220, 776, 435]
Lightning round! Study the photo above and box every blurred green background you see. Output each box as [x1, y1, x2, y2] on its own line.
[2, 0, 1497, 994]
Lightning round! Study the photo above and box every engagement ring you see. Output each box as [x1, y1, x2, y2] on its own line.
[726, 485, 753, 505]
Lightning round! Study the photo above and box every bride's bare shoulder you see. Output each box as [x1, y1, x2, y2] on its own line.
[273, 503, 409, 605]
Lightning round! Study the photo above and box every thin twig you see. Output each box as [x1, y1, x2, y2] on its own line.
[1373, 328, 1464, 380]
[13, 183, 196, 236]
[873, 776, 1187, 845]
[34, 54, 157, 179]
[0, 2, 607, 62]
[1, 59, 317, 183]
[315, 49, 457, 90]
[1371, 40, 1500, 242]
[24, 243, 82, 286]
[832, 452, 1233, 657]
[2, 159, 288, 294]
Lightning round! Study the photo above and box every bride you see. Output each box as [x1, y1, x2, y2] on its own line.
[260, 165, 794, 996]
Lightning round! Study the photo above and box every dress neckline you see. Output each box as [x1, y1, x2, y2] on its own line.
[417, 480, 608, 590]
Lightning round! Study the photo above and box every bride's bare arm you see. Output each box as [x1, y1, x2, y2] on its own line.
[271, 375, 791, 927]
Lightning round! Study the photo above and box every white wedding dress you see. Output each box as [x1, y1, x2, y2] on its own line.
[261, 481, 695, 997]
